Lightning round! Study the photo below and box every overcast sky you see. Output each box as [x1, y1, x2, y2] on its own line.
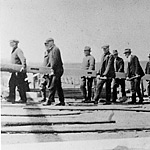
[1, 0, 150, 64]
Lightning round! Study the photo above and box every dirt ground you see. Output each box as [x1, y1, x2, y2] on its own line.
[1, 92, 150, 150]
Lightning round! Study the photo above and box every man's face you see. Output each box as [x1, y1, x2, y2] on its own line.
[103, 47, 109, 54]
[84, 50, 90, 56]
[124, 52, 130, 58]
[113, 54, 118, 59]
[46, 40, 54, 49]
[44, 43, 49, 50]
[10, 42, 17, 48]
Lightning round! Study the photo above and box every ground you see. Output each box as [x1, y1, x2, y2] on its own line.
[1, 92, 150, 150]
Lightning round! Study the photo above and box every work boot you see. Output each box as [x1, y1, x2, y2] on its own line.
[55, 102, 65, 106]
[43, 101, 52, 106]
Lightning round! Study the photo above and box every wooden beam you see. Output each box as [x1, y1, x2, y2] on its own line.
[142, 74, 150, 81]
[2, 121, 115, 127]
[0, 63, 52, 74]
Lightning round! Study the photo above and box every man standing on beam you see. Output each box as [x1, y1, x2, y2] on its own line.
[124, 48, 144, 104]
[5, 40, 28, 103]
[93, 45, 115, 105]
[112, 50, 127, 103]
[42, 38, 65, 106]
[80, 46, 95, 103]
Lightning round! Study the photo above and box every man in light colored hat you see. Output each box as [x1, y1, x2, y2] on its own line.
[124, 48, 144, 104]
[42, 38, 65, 106]
[80, 46, 95, 102]
[5, 39, 28, 103]
[145, 54, 150, 98]
[112, 50, 126, 103]
[93, 44, 115, 105]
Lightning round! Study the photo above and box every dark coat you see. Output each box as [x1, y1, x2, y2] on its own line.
[127, 55, 144, 78]
[98, 51, 115, 78]
[115, 56, 124, 72]
[145, 61, 150, 74]
[43, 45, 63, 77]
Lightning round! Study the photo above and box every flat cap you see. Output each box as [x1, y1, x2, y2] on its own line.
[112, 50, 118, 55]
[84, 46, 91, 51]
[45, 38, 54, 44]
[9, 39, 19, 44]
[124, 48, 131, 54]
[148, 54, 150, 58]
[101, 44, 109, 49]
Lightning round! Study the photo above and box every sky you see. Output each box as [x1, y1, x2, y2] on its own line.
[1, 0, 150, 64]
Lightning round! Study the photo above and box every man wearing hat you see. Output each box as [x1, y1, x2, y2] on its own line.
[124, 48, 144, 104]
[5, 40, 28, 103]
[112, 50, 126, 103]
[80, 46, 95, 102]
[145, 54, 150, 98]
[42, 38, 65, 106]
[93, 45, 115, 105]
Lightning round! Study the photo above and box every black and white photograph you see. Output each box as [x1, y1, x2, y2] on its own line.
[1, 0, 150, 149]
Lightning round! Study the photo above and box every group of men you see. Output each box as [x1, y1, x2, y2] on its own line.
[80, 45, 150, 105]
[5, 38, 150, 105]
[5, 38, 65, 106]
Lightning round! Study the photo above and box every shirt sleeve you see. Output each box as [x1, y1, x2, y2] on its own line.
[17, 48, 26, 68]
[103, 54, 114, 76]
[51, 47, 60, 69]
[43, 51, 49, 67]
[134, 56, 140, 75]
[89, 56, 95, 70]
[118, 58, 124, 72]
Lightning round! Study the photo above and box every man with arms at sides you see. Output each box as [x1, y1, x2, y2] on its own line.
[80, 46, 95, 103]
[145, 54, 150, 99]
[93, 45, 115, 105]
[5, 40, 27, 104]
[42, 38, 65, 106]
[124, 48, 144, 104]
[112, 50, 127, 103]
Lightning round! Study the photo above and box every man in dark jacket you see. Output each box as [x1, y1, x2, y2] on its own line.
[93, 45, 115, 105]
[124, 48, 144, 104]
[80, 46, 95, 102]
[5, 40, 27, 103]
[145, 54, 150, 97]
[112, 50, 126, 103]
[42, 38, 65, 106]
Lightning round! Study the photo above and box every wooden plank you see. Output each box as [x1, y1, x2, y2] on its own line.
[0, 63, 52, 74]
[142, 74, 150, 81]
[1, 109, 81, 117]
[115, 72, 126, 79]
[64, 68, 96, 77]
[23, 106, 150, 112]
[2, 125, 150, 134]
[1, 110, 111, 123]
[2, 121, 115, 127]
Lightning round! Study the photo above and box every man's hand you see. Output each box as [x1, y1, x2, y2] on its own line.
[50, 68, 54, 76]
[97, 75, 101, 79]
[20, 67, 26, 73]
[97, 75, 107, 80]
